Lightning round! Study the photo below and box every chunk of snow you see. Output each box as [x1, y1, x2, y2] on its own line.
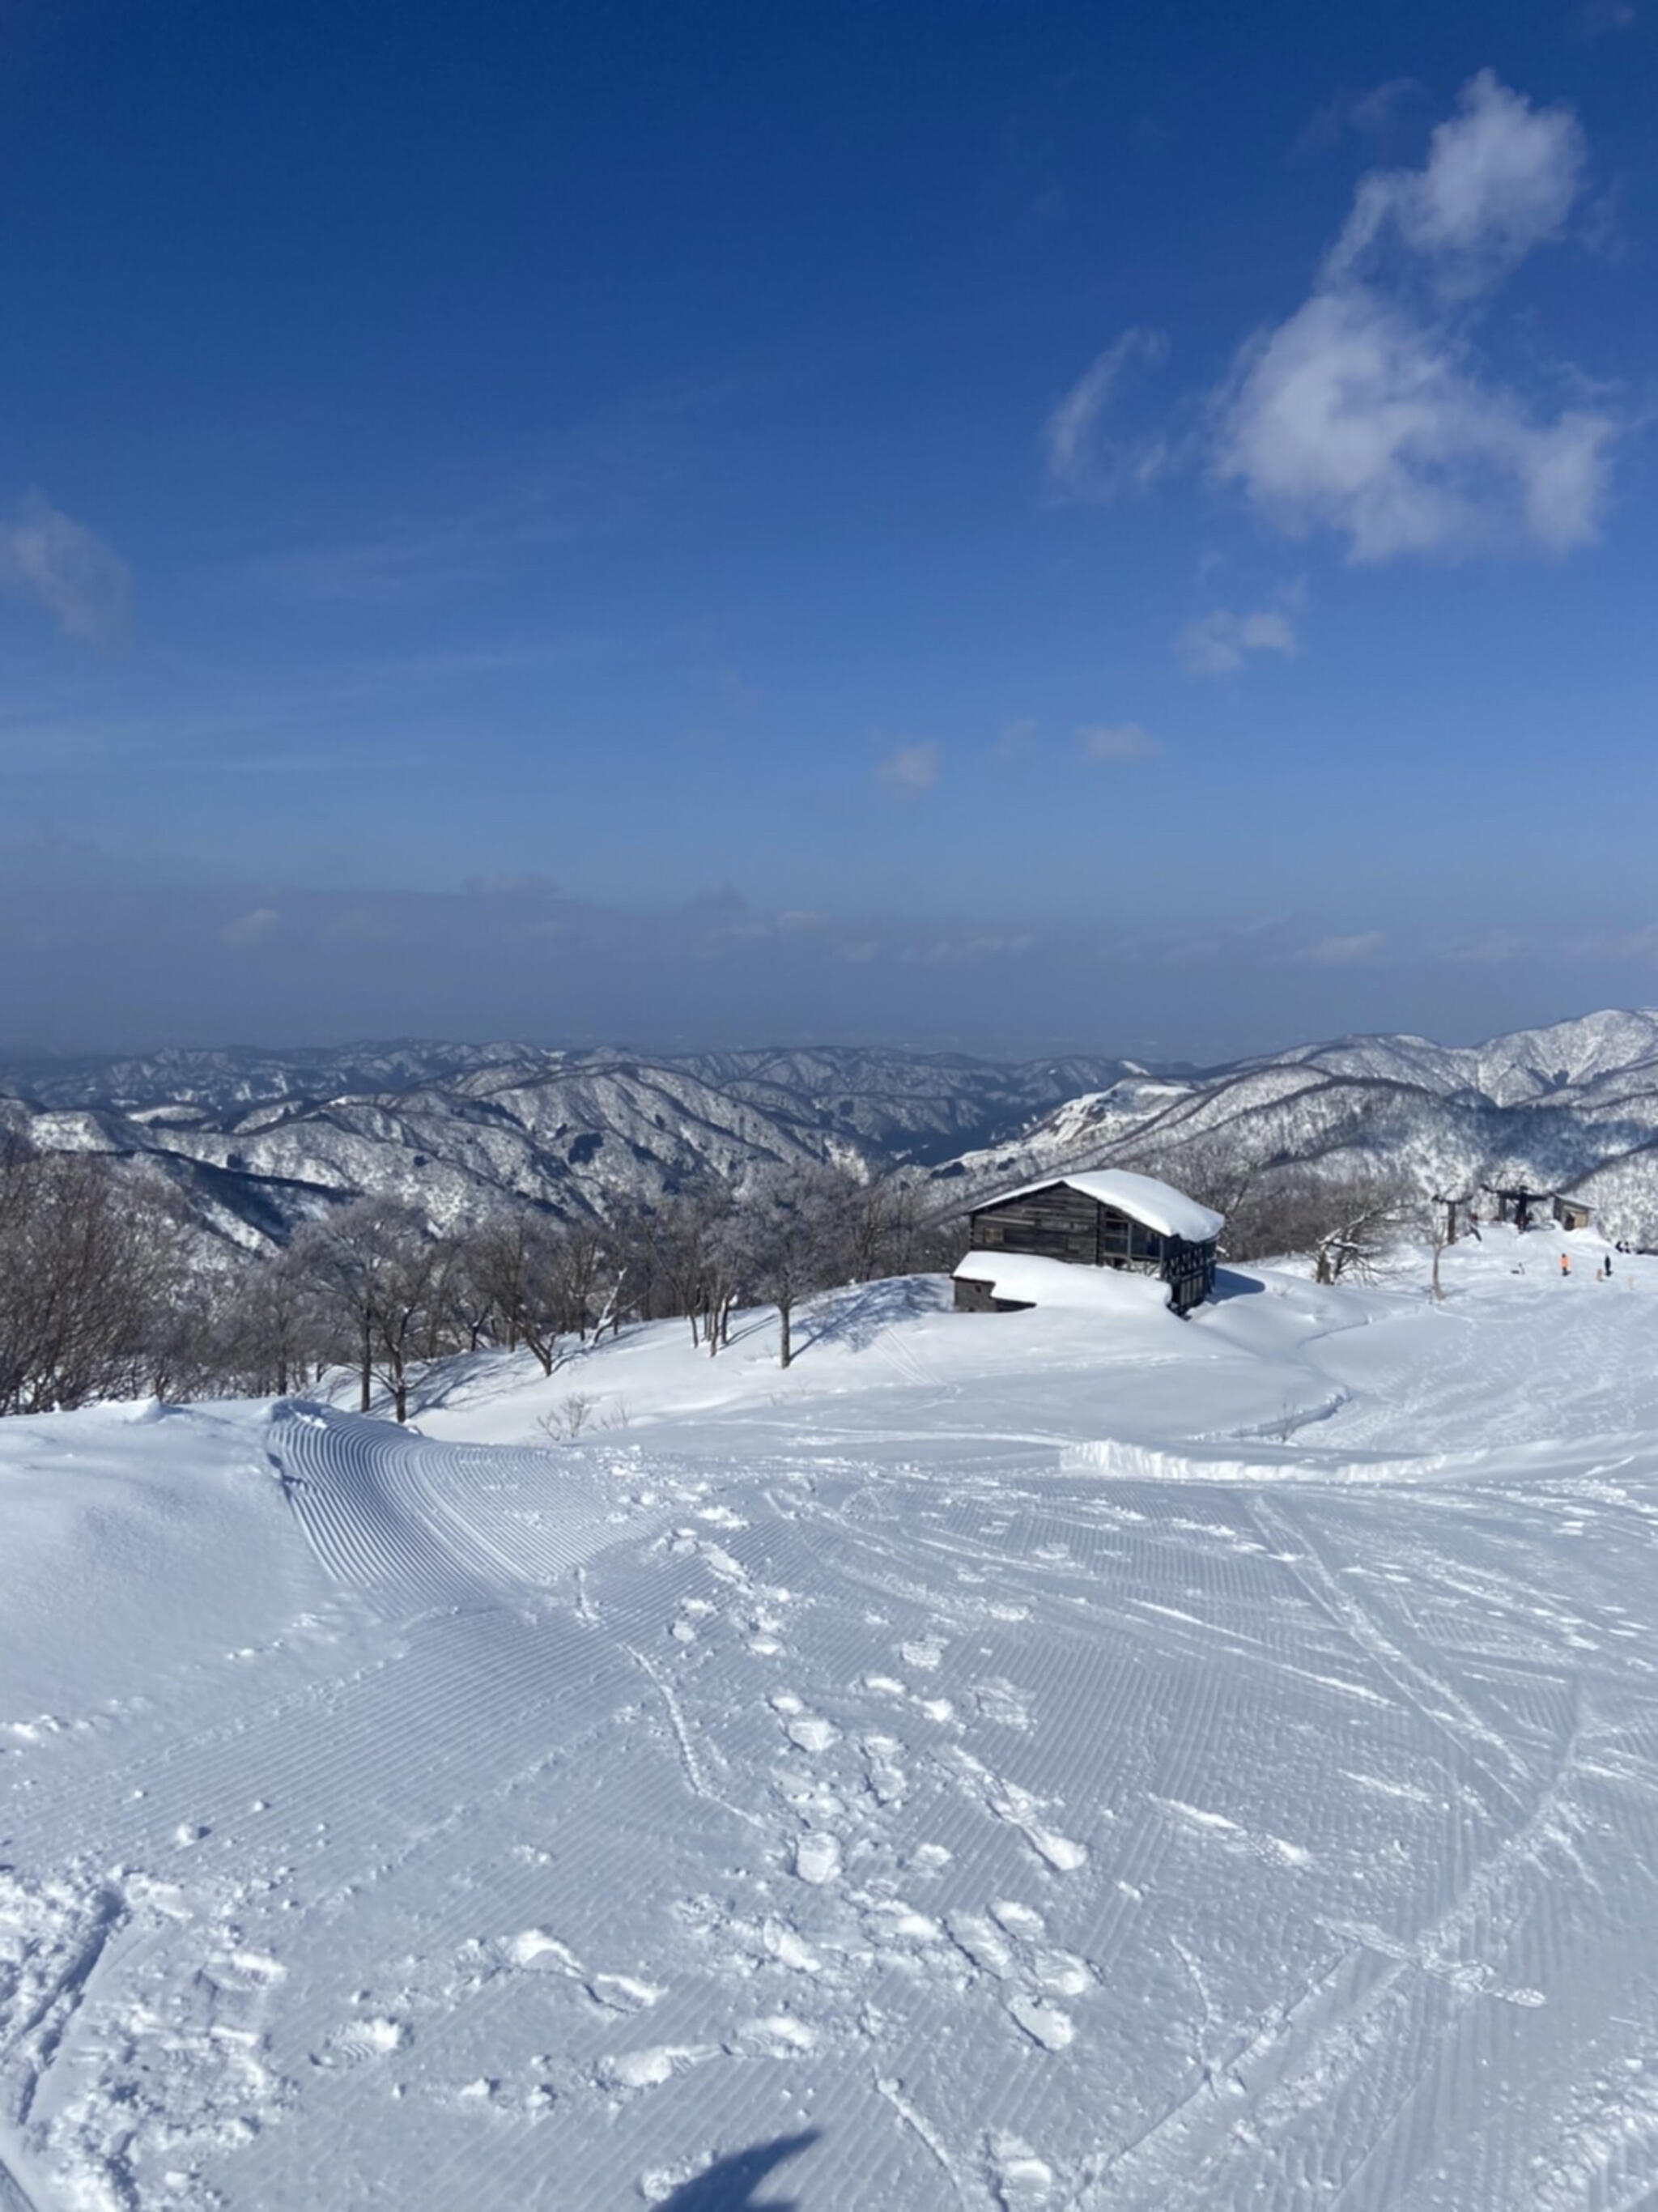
[952, 1251, 1173, 1313]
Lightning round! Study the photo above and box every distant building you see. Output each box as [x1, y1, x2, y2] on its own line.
[1485, 1184, 1593, 1235]
[954, 1169, 1223, 1317]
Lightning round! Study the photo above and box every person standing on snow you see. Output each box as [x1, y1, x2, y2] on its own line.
[1559, 1253, 1571, 1277]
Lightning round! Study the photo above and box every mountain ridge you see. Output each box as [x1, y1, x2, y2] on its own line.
[9, 1010, 1658, 1250]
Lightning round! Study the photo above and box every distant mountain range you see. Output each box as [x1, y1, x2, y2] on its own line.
[7, 1010, 1658, 1251]
[933, 1008, 1658, 1236]
[0, 1043, 1137, 1251]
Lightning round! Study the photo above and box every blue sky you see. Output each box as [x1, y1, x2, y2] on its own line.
[2, 0, 1657, 1057]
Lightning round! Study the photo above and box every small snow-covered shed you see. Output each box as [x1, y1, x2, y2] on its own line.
[1553, 1193, 1593, 1233]
[954, 1169, 1222, 1317]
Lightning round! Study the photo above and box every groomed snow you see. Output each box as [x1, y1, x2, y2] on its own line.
[3, 1223, 1658, 2208]
[986, 1169, 1226, 1243]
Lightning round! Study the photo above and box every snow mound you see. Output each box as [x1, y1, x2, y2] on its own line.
[954, 1249, 1178, 1312]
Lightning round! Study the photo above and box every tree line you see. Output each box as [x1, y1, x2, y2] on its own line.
[0, 1138, 963, 1419]
[3, 1129, 1621, 1420]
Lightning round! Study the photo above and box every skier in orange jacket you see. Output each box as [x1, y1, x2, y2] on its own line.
[1559, 1253, 1571, 1277]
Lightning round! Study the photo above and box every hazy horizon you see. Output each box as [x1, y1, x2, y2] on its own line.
[2, 966, 1654, 1077]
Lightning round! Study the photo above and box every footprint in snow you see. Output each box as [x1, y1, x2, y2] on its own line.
[988, 2134, 1060, 2205]
[588, 1973, 662, 2013]
[726, 2012, 816, 2058]
[313, 2015, 408, 2069]
[597, 2044, 717, 2092]
[974, 1678, 1035, 1729]
[506, 1929, 584, 1974]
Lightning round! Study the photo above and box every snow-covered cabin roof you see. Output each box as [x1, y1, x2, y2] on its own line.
[977, 1169, 1223, 1244]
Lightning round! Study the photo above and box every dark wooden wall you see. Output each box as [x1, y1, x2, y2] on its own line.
[968, 1184, 1101, 1265]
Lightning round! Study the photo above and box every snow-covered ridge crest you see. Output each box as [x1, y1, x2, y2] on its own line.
[937, 1006, 1658, 1238]
[11, 1007, 1658, 1252]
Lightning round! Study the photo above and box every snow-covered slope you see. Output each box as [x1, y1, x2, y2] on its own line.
[3, 1228, 1658, 2207]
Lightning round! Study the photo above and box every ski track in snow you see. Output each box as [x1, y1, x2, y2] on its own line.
[3, 1244, 1658, 2206]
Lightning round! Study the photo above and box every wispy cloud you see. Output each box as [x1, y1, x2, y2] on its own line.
[1052, 74, 1619, 564]
[1077, 721, 1159, 762]
[1447, 926, 1533, 964]
[1564, 921, 1658, 963]
[1044, 328, 1171, 498]
[1177, 586, 1303, 675]
[877, 741, 942, 793]
[259, 367, 776, 607]
[221, 907, 283, 948]
[0, 495, 133, 649]
[1217, 73, 1615, 559]
[1322, 70, 1584, 296]
[1302, 929, 1386, 964]
[901, 931, 1037, 967]
[1568, 0, 1637, 43]
[1297, 79, 1424, 154]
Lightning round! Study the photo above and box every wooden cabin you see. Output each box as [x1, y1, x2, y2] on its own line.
[1553, 1194, 1593, 1232]
[954, 1169, 1223, 1317]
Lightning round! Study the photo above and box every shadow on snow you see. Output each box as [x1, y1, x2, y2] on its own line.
[659, 2129, 822, 2210]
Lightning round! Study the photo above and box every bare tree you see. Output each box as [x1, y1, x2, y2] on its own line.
[227, 1247, 325, 1395]
[290, 1198, 451, 1420]
[1421, 1193, 1465, 1303]
[0, 1146, 196, 1414]
[741, 1164, 850, 1368]
[1308, 1179, 1410, 1284]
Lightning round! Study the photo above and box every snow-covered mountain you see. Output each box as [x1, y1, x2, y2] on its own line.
[12, 1010, 1658, 1249]
[0, 1043, 1134, 1250]
[932, 1007, 1658, 1238]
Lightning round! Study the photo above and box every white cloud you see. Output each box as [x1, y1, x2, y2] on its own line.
[0, 495, 133, 648]
[878, 742, 941, 793]
[1303, 929, 1385, 964]
[1326, 71, 1584, 295]
[221, 907, 282, 948]
[1447, 926, 1532, 964]
[901, 932, 1037, 967]
[1218, 291, 1613, 559]
[1044, 327, 1170, 497]
[1077, 721, 1159, 761]
[1176, 590, 1302, 676]
[1215, 74, 1615, 560]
